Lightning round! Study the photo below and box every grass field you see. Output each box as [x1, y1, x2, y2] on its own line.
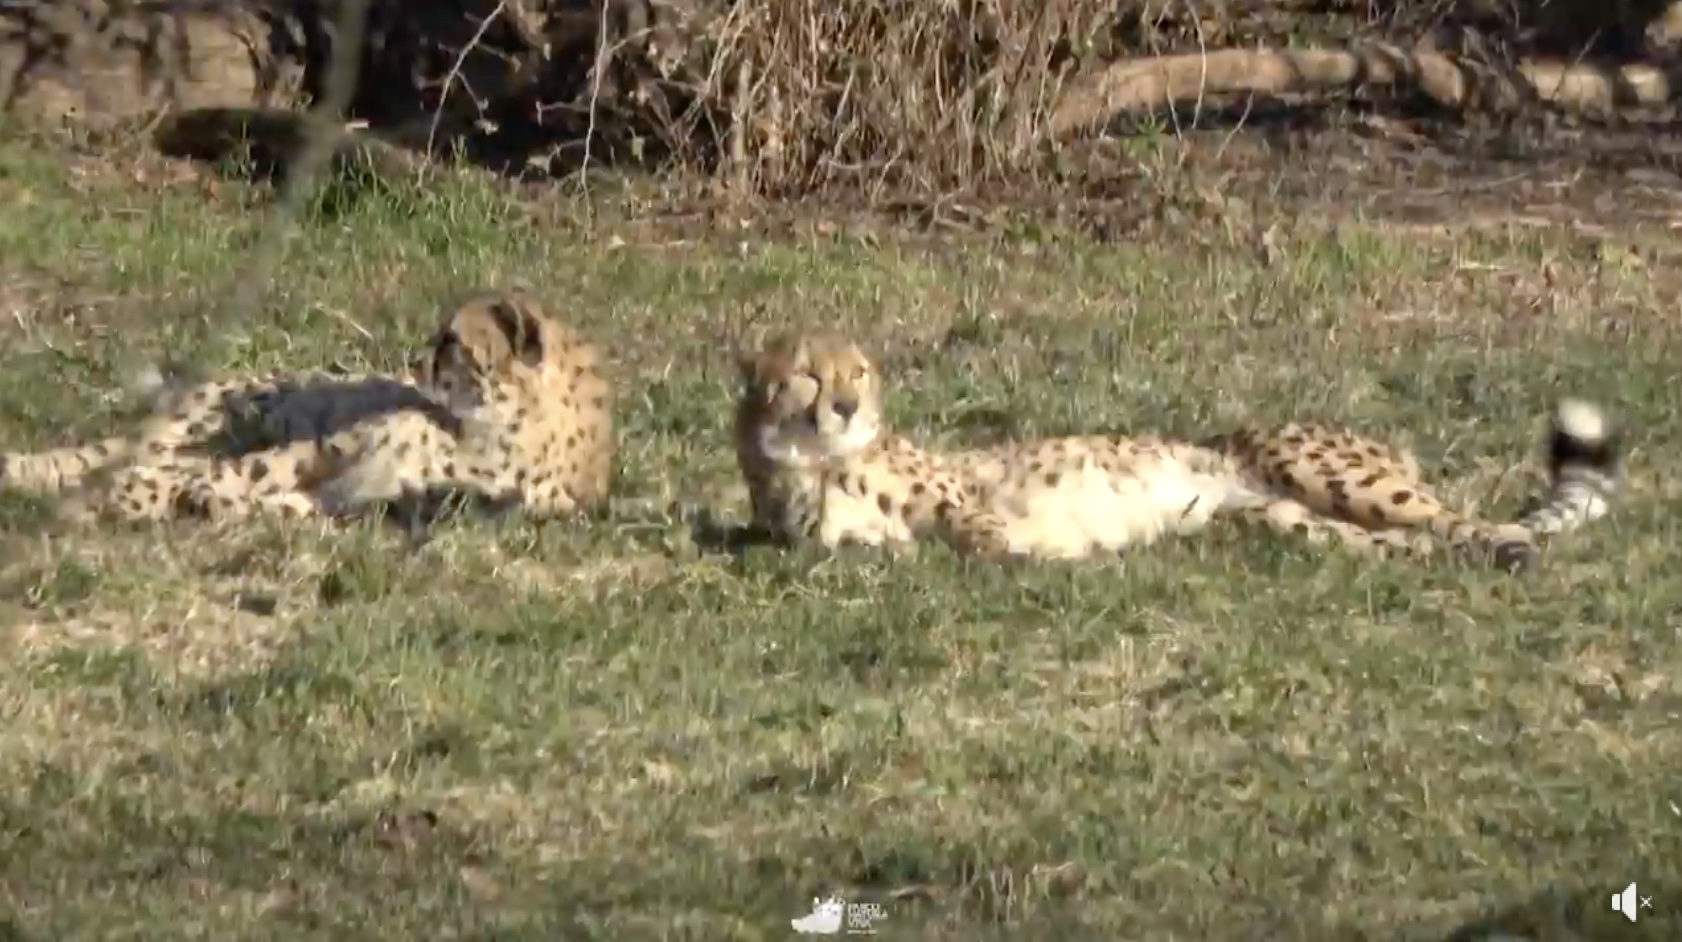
[1, 134, 1680, 941]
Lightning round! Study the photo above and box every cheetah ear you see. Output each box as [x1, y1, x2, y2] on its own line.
[742, 357, 789, 406]
[735, 332, 801, 401]
[483, 295, 547, 367]
[446, 292, 545, 371]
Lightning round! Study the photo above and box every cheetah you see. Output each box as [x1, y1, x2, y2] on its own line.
[0, 289, 614, 526]
[733, 332, 1624, 571]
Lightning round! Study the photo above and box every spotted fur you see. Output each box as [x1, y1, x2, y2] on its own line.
[733, 332, 1624, 571]
[0, 289, 615, 525]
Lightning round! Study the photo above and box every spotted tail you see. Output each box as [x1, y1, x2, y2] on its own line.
[0, 362, 194, 495]
[0, 438, 135, 494]
[1517, 398, 1624, 537]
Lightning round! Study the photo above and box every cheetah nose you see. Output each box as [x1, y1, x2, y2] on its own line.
[832, 399, 858, 421]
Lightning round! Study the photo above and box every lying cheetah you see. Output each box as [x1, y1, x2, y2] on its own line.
[734, 332, 1624, 571]
[0, 289, 614, 526]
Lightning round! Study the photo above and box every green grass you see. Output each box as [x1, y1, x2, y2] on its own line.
[1, 137, 1680, 942]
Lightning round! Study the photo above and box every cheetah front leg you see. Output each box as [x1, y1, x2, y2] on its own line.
[310, 412, 528, 527]
[756, 470, 927, 558]
[312, 423, 455, 518]
[816, 513, 924, 560]
[511, 478, 584, 519]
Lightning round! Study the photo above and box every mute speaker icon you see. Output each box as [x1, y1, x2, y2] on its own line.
[1611, 882, 1640, 923]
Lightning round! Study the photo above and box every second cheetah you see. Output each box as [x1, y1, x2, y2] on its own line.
[0, 289, 615, 526]
[733, 332, 1623, 571]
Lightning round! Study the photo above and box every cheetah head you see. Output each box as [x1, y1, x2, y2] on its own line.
[736, 332, 883, 467]
[417, 290, 566, 409]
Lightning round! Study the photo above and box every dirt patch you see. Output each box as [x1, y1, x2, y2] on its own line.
[1068, 105, 1682, 233]
[571, 107, 1682, 250]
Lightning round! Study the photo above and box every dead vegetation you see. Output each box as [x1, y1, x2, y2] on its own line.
[4, 0, 1682, 205]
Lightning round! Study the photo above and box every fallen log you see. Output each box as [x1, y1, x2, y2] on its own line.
[1050, 43, 1682, 138]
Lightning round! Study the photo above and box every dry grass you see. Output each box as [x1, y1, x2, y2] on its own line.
[0, 131, 1680, 941]
[531, 0, 1681, 194]
[691, 0, 1104, 194]
[537, 0, 1117, 196]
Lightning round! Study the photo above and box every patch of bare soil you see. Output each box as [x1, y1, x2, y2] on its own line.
[1107, 104, 1682, 232]
[571, 111, 1682, 257]
[793, 105, 1682, 244]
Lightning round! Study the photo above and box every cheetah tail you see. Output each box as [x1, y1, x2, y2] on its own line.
[0, 439, 133, 494]
[1518, 398, 1625, 537]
